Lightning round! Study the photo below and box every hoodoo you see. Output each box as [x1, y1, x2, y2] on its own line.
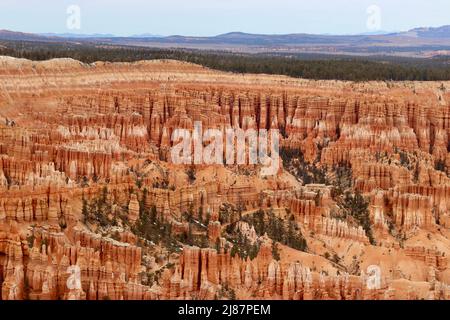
[0, 57, 448, 300]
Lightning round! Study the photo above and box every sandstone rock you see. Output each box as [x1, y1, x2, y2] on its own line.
[0, 57, 448, 300]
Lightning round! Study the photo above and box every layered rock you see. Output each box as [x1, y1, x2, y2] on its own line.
[0, 57, 448, 300]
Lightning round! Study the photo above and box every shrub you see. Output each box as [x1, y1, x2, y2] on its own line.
[339, 191, 376, 245]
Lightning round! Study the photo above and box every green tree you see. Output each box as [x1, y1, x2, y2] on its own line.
[272, 242, 281, 261]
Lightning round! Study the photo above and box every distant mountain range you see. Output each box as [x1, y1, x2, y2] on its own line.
[39, 33, 117, 38]
[39, 32, 164, 38]
[2, 25, 450, 58]
[406, 25, 450, 38]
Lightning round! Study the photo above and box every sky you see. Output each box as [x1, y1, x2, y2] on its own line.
[1, 0, 450, 36]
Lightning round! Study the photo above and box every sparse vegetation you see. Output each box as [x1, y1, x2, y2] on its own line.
[227, 230, 260, 260]
[219, 203, 241, 224]
[81, 186, 130, 228]
[186, 166, 196, 183]
[216, 285, 237, 300]
[272, 242, 281, 261]
[435, 159, 446, 173]
[330, 163, 353, 198]
[338, 191, 376, 245]
[226, 209, 308, 252]
[133, 204, 180, 252]
[280, 148, 327, 185]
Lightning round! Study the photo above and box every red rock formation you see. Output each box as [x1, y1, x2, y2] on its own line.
[0, 57, 448, 300]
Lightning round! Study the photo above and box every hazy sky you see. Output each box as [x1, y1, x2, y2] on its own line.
[1, 0, 450, 36]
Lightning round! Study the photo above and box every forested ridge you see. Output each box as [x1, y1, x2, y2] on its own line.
[2, 40, 450, 81]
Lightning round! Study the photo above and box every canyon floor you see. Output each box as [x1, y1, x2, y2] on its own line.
[0, 56, 449, 300]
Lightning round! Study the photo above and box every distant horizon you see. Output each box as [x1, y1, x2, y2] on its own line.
[1, 0, 450, 37]
[4, 25, 449, 38]
[38, 30, 399, 37]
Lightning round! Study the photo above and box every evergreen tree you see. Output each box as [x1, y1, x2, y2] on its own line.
[272, 242, 281, 261]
